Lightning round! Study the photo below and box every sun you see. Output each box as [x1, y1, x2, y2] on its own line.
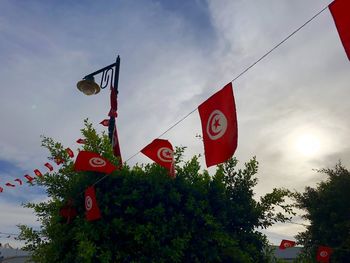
[295, 133, 321, 157]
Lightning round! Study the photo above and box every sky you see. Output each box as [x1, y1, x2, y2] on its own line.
[0, 0, 349, 247]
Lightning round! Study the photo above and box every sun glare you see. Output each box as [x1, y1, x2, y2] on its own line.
[295, 133, 321, 157]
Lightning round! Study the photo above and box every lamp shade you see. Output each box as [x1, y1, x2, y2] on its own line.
[77, 77, 100, 96]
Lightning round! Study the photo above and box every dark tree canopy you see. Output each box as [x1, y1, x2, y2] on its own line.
[295, 163, 350, 262]
[18, 121, 293, 263]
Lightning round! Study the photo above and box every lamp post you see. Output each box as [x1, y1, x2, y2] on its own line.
[76, 56, 121, 143]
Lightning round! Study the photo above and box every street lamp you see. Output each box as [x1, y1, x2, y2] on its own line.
[77, 56, 120, 96]
[76, 56, 122, 160]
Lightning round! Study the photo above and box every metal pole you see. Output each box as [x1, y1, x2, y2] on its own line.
[108, 56, 120, 142]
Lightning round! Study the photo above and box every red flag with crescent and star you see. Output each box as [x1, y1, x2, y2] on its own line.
[59, 200, 77, 224]
[85, 186, 101, 221]
[198, 82, 238, 167]
[66, 148, 74, 158]
[279, 239, 296, 250]
[141, 139, 175, 171]
[100, 119, 109, 127]
[76, 138, 86, 144]
[316, 246, 332, 262]
[108, 87, 118, 118]
[34, 169, 43, 177]
[54, 157, 64, 165]
[5, 182, 15, 187]
[24, 174, 34, 183]
[74, 151, 116, 174]
[14, 178, 23, 186]
[44, 162, 54, 172]
[329, 0, 350, 60]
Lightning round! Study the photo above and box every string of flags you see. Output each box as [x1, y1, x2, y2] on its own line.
[0, 148, 74, 192]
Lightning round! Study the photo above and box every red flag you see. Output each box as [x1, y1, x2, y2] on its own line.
[14, 178, 23, 186]
[141, 139, 174, 170]
[85, 186, 101, 221]
[198, 83, 238, 167]
[6, 182, 15, 187]
[59, 201, 77, 224]
[169, 161, 176, 178]
[0, 186, 3, 193]
[108, 87, 118, 117]
[329, 0, 350, 60]
[112, 124, 122, 167]
[24, 174, 34, 183]
[100, 119, 109, 127]
[76, 138, 86, 144]
[54, 157, 64, 165]
[74, 151, 116, 174]
[44, 162, 54, 172]
[317, 246, 332, 262]
[34, 169, 43, 177]
[66, 148, 74, 158]
[279, 239, 296, 249]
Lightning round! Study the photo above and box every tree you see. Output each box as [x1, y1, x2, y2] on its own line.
[18, 121, 294, 262]
[294, 162, 350, 262]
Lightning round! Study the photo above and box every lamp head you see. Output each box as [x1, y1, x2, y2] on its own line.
[77, 75, 100, 95]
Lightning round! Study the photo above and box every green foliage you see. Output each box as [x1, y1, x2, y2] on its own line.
[294, 162, 350, 262]
[18, 120, 294, 262]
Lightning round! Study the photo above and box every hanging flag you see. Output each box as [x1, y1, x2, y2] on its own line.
[54, 157, 64, 165]
[329, 0, 350, 60]
[279, 239, 296, 249]
[34, 169, 43, 177]
[24, 174, 34, 183]
[112, 123, 122, 167]
[0, 186, 3, 193]
[169, 160, 176, 178]
[59, 200, 77, 224]
[316, 246, 333, 262]
[198, 82, 238, 167]
[141, 139, 174, 171]
[44, 162, 54, 172]
[85, 186, 101, 221]
[66, 148, 74, 158]
[76, 138, 86, 144]
[5, 182, 15, 187]
[108, 87, 118, 118]
[74, 151, 116, 174]
[100, 119, 109, 127]
[14, 179, 23, 186]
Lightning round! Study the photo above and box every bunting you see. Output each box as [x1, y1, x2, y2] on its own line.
[66, 148, 74, 158]
[316, 246, 333, 262]
[74, 151, 117, 174]
[76, 138, 86, 144]
[329, 0, 350, 60]
[85, 186, 101, 221]
[14, 179, 22, 186]
[198, 83, 238, 167]
[100, 119, 109, 127]
[34, 169, 43, 177]
[141, 139, 175, 175]
[279, 239, 296, 249]
[24, 174, 34, 183]
[54, 157, 65, 165]
[44, 162, 54, 172]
